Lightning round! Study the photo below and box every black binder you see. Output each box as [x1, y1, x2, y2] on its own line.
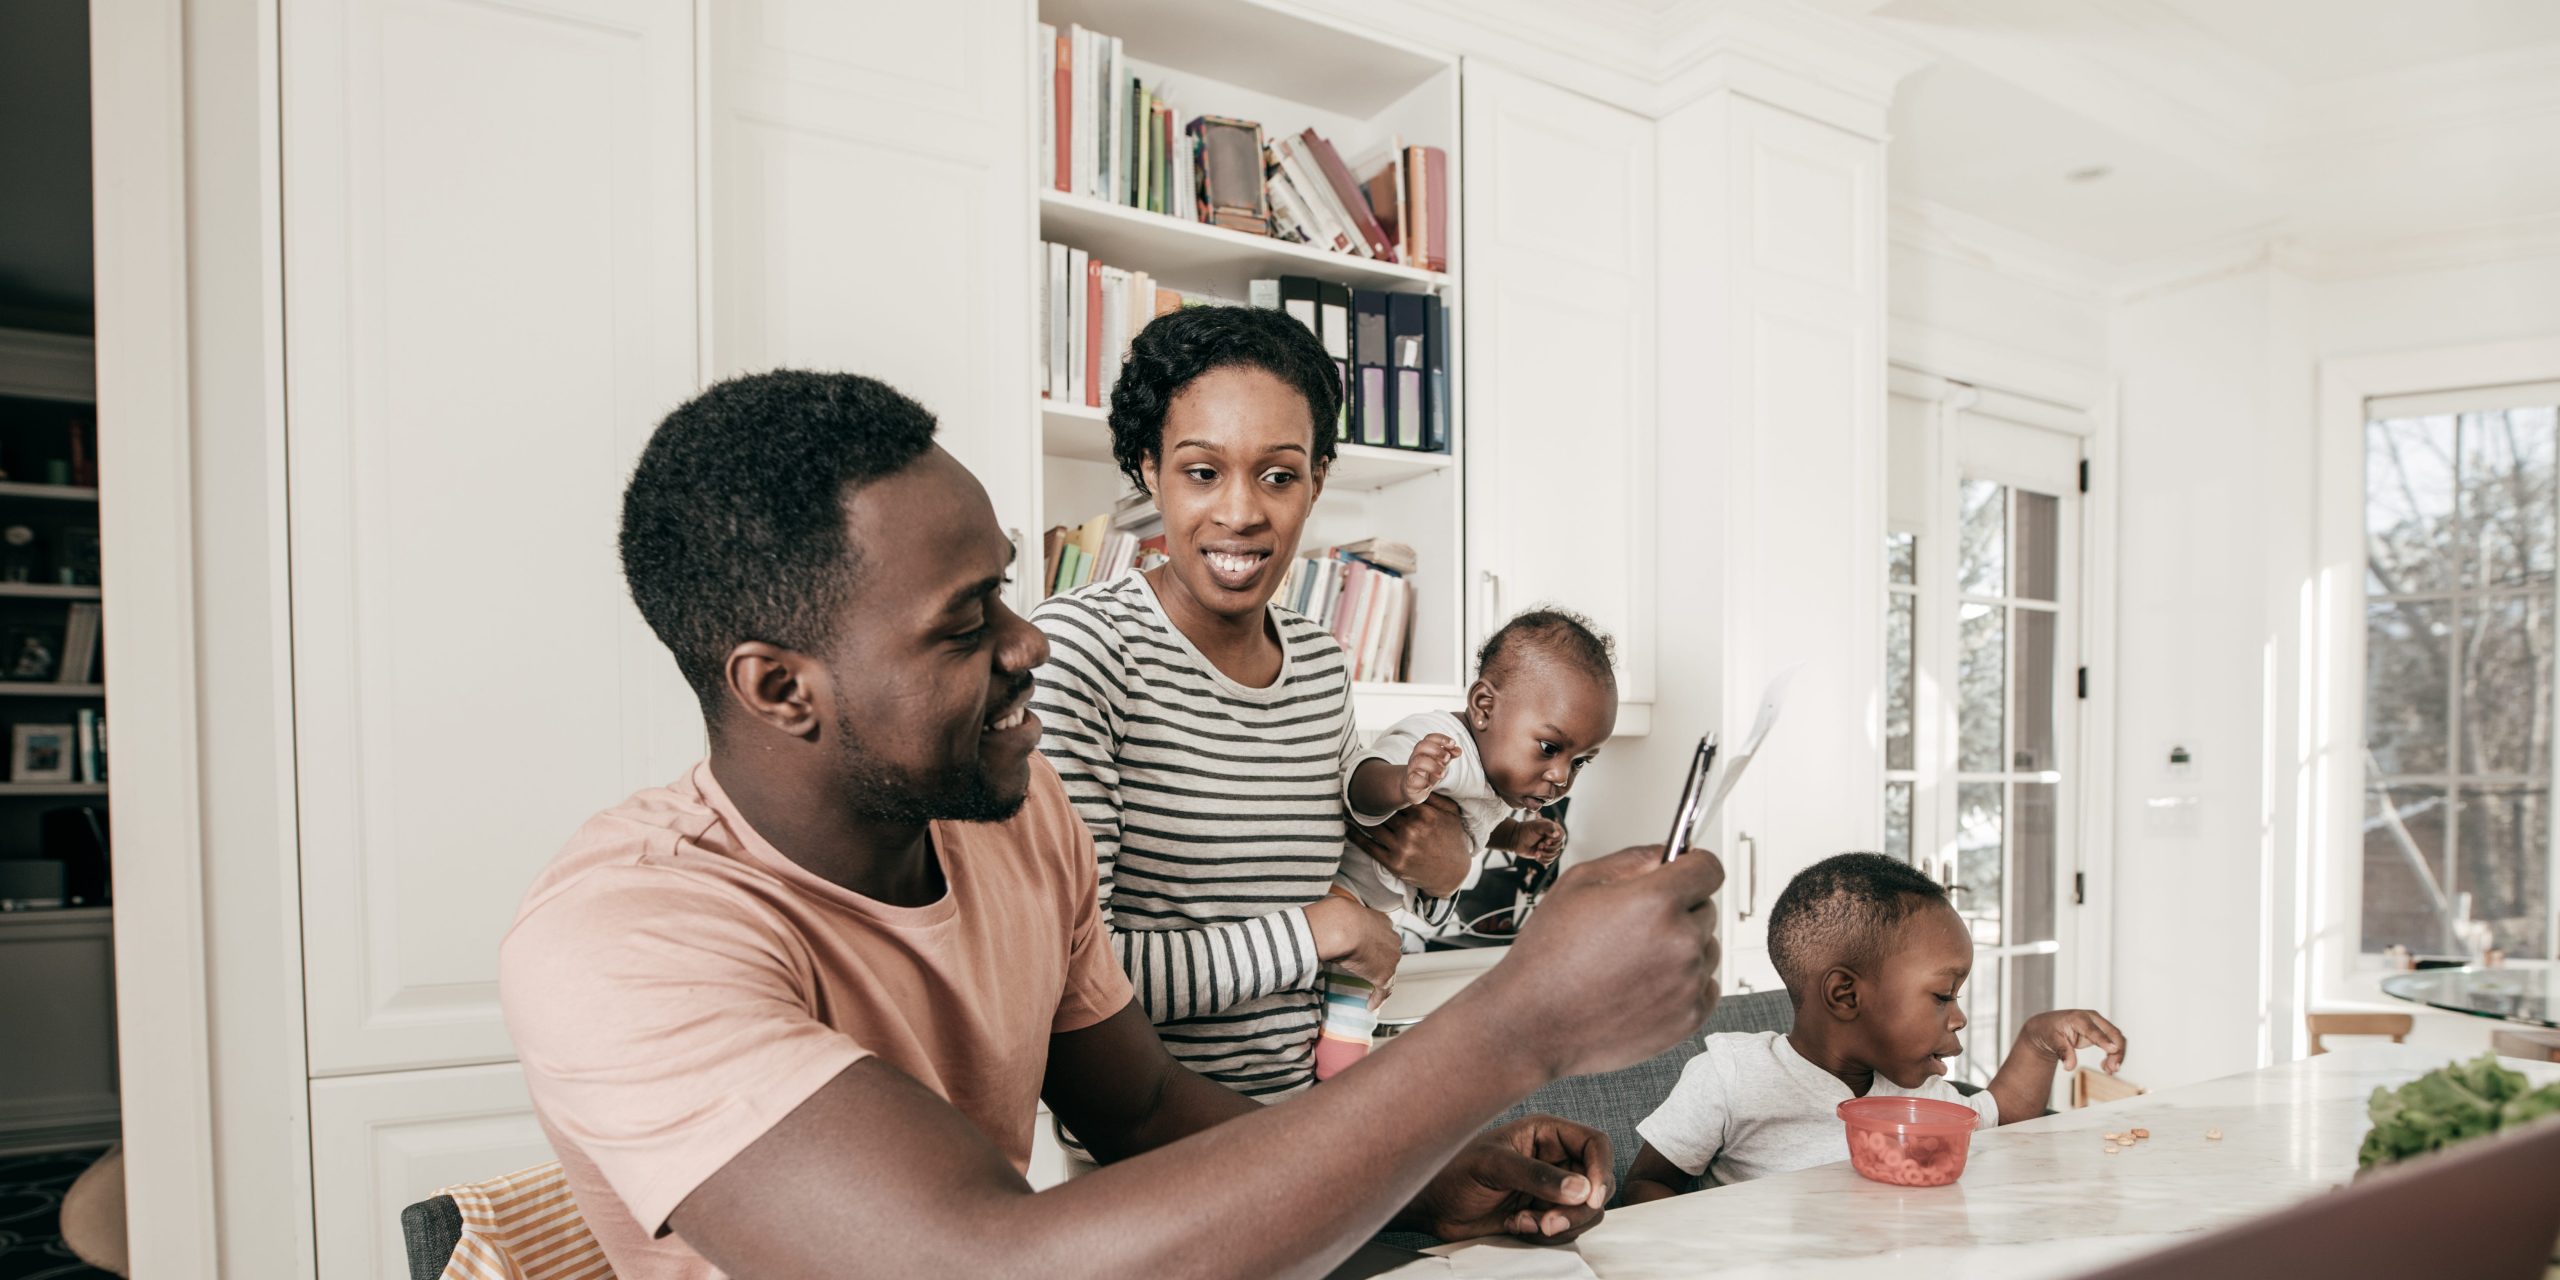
[1388, 293, 1428, 451]
[1353, 290, 1391, 447]
[1422, 293, 1450, 453]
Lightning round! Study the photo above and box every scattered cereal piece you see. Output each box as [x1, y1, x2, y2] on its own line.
[2131, 1128, 2150, 1140]
[2104, 1132, 2121, 1141]
[2104, 1145, 2120, 1155]
[2206, 1128, 2223, 1141]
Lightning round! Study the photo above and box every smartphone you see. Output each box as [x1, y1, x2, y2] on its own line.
[1662, 733, 1719, 862]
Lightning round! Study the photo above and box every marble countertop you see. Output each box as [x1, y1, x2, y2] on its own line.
[1437, 1043, 2560, 1279]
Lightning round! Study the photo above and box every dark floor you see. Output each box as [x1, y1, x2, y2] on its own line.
[0, 1147, 115, 1280]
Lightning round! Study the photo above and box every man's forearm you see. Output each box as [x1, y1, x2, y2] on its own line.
[1014, 984, 1551, 1279]
[1078, 1056, 1261, 1163]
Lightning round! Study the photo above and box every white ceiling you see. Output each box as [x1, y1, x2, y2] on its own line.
[2157, 0, 2560, 85]
[1845, 0, 2560, 272]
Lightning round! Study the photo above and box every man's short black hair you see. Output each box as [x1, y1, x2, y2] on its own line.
[620, 370, 939, 715]
[1766, 852, 1951, 1006]
[1475, 608, 1617, 692]
[1107, 304, 1340, 493]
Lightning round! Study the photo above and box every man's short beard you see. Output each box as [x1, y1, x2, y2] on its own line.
[835, 704, 1026, 824]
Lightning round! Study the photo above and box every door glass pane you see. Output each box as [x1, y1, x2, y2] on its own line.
[2460, 594, 2551, 778]
[2459, 407, 2556, 589]
[2007, 951, 2056, 1054]
[2014, 491, 2059, 602]
[1959, 603, 2005, 772]
[1959, 480, 2005, 597]
[1954, 952, 2003, 1086]
[2366, 600, 2452, 777]
[2013, 781, 2058, 944]
[1955, 781, 2004, 946]
[1884, 781, 1912, 863]
[2367, 414, 2461, 595]
[1886, 592, 1916, 771]
[2455, 786, 2549, 958]
[2362, 785, 2450, 954]
[1888, 531, 1916, 586]
[2011, 608, 2057, 773]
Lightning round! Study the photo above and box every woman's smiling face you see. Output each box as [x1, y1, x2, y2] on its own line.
[1139, 364, 1327, 623]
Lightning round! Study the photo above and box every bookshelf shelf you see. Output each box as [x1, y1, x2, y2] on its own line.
[0, 584, 100, 601]
[1040, 400, 1451, 491]
[0, 783, 107, 798]
[1039, 192, 1446, 298]
[0, 684, 104, 698]
[0, 483, 99, 504]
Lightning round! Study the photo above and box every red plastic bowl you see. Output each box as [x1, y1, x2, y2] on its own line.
[1838, 1095, 1980, 1187]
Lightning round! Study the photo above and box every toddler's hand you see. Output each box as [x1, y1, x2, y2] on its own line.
[1401, 734, 1462, 807]
[1511, 817, 1567, 863]
[2016, 1009, 2126, 1074]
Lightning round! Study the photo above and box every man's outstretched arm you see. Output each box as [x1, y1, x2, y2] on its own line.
[668, 846, 1725, 1280]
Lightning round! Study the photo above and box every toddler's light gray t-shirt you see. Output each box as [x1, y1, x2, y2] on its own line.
[1635, 1030, 2000, 1187]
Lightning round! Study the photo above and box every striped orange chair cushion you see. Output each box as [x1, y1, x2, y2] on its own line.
[435, 1160, 612, 1280]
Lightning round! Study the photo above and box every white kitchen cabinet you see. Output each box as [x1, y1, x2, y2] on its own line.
[281, 0, 708, 1076]
[1653, 94, 1888, 992]
[309, 1062, 553, 1279]
[1462, 62, 1658, 710]
[709, 0, 1038, 575]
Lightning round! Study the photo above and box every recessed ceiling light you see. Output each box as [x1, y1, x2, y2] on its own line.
[2066, 165, 2113, 184]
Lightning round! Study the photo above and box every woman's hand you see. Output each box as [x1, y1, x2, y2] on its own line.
[1346, 793, 1472, 898]
[1305, 893, 1401, 1003]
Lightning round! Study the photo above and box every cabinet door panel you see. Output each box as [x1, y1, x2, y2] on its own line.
[710, 0, 1035, 576]
[1462, 61, 1656, 704]
[310, 1063, 553, 1279]
[283, 0, 704, 1074]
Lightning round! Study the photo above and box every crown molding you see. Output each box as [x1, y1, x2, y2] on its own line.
[1890, 195, 2112, 301]
[1648, 0, 1932, 136]
[2279, 212, 2560, 284]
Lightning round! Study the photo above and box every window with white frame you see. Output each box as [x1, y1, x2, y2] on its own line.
[2362, 390, 2560, 960]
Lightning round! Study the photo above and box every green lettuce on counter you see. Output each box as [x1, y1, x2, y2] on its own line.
[2357, 1052, 2560, 1170]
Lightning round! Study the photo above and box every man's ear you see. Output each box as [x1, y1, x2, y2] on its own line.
[1465, 677, 1498, 731]
[725, 641, 824, 740]
[1819, 966, 1861, 1023]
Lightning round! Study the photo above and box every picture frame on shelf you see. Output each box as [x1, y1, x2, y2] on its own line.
[1192, 116, 1269, 235]
[1, 625, 60, 682]
[12, 723, 74, 783]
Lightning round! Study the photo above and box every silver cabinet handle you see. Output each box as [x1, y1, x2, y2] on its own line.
[1479, 569, 1503, 635]
[1736, 832, 1758, 920]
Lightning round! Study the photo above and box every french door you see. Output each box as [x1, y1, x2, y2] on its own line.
[1887, 382, 2088, 1085]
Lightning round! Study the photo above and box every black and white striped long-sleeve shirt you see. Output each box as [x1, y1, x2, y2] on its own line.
[1031, 572, 1356, 1099]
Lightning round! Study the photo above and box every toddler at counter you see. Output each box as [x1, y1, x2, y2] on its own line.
[1624, 852, 2128, 1198]
[1315, 609, 1619, 1080]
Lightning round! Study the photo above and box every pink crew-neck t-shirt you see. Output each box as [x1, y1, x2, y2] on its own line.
[499, 755, 1133, 1280]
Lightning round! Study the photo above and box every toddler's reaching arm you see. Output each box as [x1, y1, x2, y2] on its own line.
[1347, 731, 1463, 820]
[1988, 1009, 2128, 1124]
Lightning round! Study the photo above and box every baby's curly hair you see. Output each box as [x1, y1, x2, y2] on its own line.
[1107, 305, 1341, 493]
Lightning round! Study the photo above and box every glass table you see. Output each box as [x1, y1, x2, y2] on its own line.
[2380, 965, 2558, 1028]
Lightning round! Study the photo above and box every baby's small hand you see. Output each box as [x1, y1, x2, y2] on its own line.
[1401, 734, 1462, 807]
[1512, 816, 1568, 863]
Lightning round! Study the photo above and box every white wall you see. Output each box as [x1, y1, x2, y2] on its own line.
[1888, 234, 2109, 387]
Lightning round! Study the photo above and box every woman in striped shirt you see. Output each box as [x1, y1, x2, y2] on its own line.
[1032, 306, 1470, 1101]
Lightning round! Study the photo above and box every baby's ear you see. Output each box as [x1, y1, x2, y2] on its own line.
[1819, 966, 1861, 1021]
[1464, 678, 1498, 725]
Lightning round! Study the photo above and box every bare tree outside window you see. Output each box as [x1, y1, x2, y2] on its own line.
[2363, 406, 2557, 959]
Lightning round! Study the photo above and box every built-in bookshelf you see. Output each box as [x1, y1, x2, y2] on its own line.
[1027, 0, 1467, 723]
[0, 329, 109, 913]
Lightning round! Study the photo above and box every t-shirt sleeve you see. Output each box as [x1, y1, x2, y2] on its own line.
[1921, 1076, 2004, 1129]
[1634, 1044, 1729, 1177]
[500, 875, 867, 1237]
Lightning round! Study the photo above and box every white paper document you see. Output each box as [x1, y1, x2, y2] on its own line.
[1695, 662, 1802, 835]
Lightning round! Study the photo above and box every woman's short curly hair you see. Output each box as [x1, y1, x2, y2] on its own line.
[1107, 304, 1341, 493]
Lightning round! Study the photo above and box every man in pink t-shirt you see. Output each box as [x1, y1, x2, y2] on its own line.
[498, 370, 1727, 1278]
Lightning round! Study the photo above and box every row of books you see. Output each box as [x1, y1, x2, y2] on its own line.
[1042, 23, 1198, 223]
[1035, 21, 1448, 272]
[73, 708, 105, 784]
[1040, 244, 1231, 409]
[1251, 278, 1450, 453]
[59, 604, 99, 685]
[1277, 540, 1417, 684]
[1043, 493, 1166, 598]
